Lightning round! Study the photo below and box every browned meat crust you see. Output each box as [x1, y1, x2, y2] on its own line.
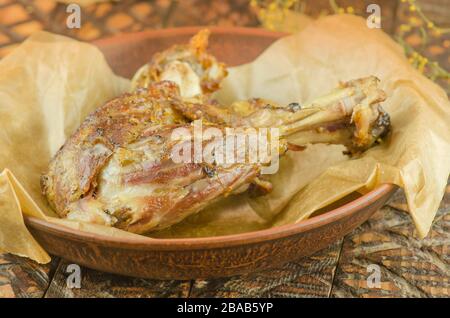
[41, 81, 185, 217]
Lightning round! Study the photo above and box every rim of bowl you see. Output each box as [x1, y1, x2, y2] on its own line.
[25, 184, 396, 250]
[25, 27, 397, 250]
[92, 26, 289, 48]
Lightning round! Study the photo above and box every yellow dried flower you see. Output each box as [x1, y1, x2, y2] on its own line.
[400, 24, 411, 32]
[268, 2, 278, 11]
[408, 16, 420, 26]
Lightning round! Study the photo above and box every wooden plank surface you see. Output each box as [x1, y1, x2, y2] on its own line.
[0, 253, 58, 298]
[190, 240, 343, 298]
[331, 188, 450, 298]
[0, 0, 449, 298]
[45, 259, 191, 298]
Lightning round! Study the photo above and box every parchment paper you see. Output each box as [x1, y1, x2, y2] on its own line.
[215, 15, 450, 238]
[0, 15, 449, 263]
[0, 32, 131, 263]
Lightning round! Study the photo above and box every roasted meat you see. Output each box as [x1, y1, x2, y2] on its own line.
[41, 78, 389, 234]
[131, 29, 227, 98]
[40, 81, 185, 218]
[41, 30, 391, 234]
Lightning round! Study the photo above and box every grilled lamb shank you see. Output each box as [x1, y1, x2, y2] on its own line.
[41, 31, 390, 234]
[41, 78, 389, 233]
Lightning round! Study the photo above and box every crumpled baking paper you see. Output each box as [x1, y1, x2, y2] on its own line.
[215, 14, 450, 238]
[0, 32, 130, 263]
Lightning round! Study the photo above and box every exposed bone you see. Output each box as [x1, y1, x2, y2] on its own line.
[172, 76, 390, 153]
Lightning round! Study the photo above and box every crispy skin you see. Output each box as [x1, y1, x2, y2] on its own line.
[41, 82, 263, 233]
[41, 81, 186, 217]
[102, 124, 260, 233]
[43, 117, 261, 233]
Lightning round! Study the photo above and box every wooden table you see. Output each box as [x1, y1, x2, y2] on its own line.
[0, 0, 449, 298]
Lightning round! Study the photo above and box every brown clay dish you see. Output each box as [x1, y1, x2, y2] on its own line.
[24, 27, 397, 279]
